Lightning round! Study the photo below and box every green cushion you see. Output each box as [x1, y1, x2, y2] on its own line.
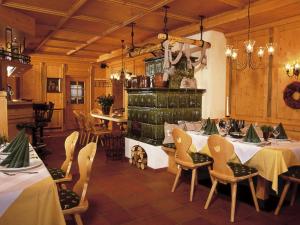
[48, 168, 65, 180]
[58, 189, 80, 210]
[227, 162, 258, 177]
[189, 152, 213, 164]
[282, 166, 300, 179]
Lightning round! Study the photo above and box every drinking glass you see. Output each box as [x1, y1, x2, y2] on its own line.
[272, 127, 280, 144]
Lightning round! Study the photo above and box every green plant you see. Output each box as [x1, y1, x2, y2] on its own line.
[96, 94, 114, 107]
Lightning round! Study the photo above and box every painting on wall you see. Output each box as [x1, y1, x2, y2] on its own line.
[47, 78, 61, 93]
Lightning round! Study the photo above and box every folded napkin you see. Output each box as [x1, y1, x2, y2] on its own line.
[2, 129, 25, 153]
[203, 118, 211, 131]
[0, 131, 30, 168]
[276, 123, 288, 139]
[204, 119, 219, 135]
[243, 124, 261, 143]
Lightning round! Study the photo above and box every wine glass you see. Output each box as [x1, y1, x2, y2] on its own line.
[272, 127, 280, 144]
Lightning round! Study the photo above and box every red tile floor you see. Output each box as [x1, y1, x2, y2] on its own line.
[44, 132, 299, 225]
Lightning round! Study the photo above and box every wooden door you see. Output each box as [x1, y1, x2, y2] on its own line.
[65, 76, 90, 130]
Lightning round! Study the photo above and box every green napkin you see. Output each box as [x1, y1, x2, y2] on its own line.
[0, 134, 30, 168]
[204, 120, 219, 135]
[2, 129, 26, 153]
[203, 118, 211, 132]
[243, 124, 261, 143]
[276, 123, 288, 139]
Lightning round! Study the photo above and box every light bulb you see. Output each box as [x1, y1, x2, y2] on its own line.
[225, 45, 233, 57]
[244, 40, 255, 53]
[231, 49, 238, 60]
[285, 63, 291, 71]
[257, 47, 265, 58]
[266, 43, 275, 55]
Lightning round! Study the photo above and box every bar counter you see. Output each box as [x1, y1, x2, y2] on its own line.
[7, 100, 33, 140]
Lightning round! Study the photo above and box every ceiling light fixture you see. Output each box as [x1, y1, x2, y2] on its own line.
[225, 0, 275, 70]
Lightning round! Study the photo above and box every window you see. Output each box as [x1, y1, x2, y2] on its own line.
[70, 81, 85, 104]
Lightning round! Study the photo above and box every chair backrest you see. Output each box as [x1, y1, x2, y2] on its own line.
[32, 102, 54, 123]
[207, 134, 234, 177]
[46, 102, 54, 122]
[172, 128, 193, 163]
[79, 112, 92, 131]
[61, 131, 79, 176]
[73, 142, 97, 204]
[33, 103, 48, 122]
[73, 110, 85, 129]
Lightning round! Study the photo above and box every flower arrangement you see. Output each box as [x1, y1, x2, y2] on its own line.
[96, 94, 114, 107]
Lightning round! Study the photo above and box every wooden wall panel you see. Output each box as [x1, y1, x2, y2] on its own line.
[227, 21, 300, 140]
[20, 62, 43, 102]
[17, 54, 106, 131]
[0, 91, 8, 138]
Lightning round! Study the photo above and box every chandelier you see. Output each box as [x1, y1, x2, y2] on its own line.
[225, 0, 275, 70]
[110, 40, 132, 81]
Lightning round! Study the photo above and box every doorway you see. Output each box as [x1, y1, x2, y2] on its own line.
[65, 76, 90, 130]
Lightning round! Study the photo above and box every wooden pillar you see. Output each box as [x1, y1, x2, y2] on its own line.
[0, 91, 8, 138]
[0, 61, 8, 91]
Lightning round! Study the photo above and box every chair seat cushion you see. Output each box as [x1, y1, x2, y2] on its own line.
[58, 189, 80, 210]
[189, 152, 213, 164]
[48, 168, 65, 180]
[227, 162, 257, 177]
[282, 166, 300, 179]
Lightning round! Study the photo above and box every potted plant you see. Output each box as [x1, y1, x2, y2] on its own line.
[260, 125, 273, 141]
[96, 94, 114, 115]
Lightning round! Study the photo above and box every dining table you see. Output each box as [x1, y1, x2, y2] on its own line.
[0, 144, 65, 225]
[91, 112, 127, 131]
[187, 131, 300, 200]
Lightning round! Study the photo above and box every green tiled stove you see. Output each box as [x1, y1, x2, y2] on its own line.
[126, 88, 206, 145]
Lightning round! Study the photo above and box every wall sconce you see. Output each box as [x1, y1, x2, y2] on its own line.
[285, 62, 300, 78]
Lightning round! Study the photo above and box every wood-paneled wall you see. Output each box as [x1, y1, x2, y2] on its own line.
[20, 54, 110, 130]
[226, 20, 300, 140]
[108, 54, 151, 113]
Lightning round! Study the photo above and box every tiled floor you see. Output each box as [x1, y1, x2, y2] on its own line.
[44, 132, 299, 225]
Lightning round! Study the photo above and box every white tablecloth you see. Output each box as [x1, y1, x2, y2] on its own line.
[187, 131, 261, 164]
[187, 132, 300, 164]
[0, 145, 49, 216]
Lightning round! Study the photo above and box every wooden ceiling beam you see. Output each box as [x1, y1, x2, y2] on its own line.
[167, 0, 300, 37]
[2, 2, 65, 16]
[154, 11, 199, 23]
[67, 0, 175, 56]
[0, 5, 35, 36]
[96, 0, 300, 62]
[35, 0, 89, 51]
[218, 0, 244, 8]
[96, 0, 149, 11]
[98, 0, 198, 24]
[50, 37, 87, 44]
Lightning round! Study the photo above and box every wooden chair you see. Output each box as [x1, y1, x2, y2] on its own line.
[73, 110, 85, 145]
[84, 114, 111, 145]
[59, 142, 97, 225]
[48, 131, 79, 183]
[171, 128, 213, 202]
[204, 135, 259, 222]
[275, 166, 300, 215]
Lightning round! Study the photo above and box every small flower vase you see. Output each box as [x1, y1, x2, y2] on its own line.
[263, 131, 269, 141]
[102, 105, 111, 115]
